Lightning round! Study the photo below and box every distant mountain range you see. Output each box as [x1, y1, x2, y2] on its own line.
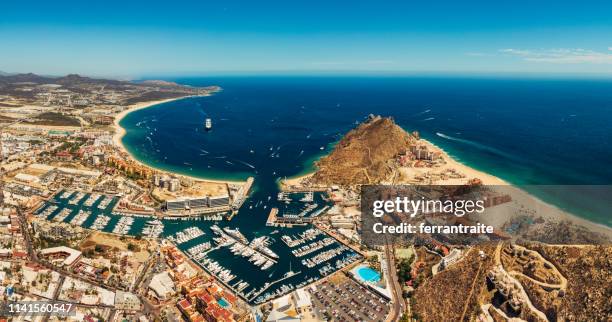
[0, 72, 128, 86]
[0, 72, 219, 105]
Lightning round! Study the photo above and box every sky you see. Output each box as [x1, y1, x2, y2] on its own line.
[2, 0, 612, 78]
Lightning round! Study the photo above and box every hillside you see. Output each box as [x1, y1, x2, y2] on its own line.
[311, 115, 416, 185]
[0, 72, 219, 105]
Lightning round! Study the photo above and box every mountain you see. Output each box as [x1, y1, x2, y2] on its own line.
[0, 73, 124, 86]
[311, 115, 416, 185]
[0, 72, 218, 104]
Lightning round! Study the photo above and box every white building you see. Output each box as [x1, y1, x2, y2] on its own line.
[148, 271, 175, 301]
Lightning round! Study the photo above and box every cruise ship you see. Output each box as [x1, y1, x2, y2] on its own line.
[205, 118, 212, 130]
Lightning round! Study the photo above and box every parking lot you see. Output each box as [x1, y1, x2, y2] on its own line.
[308, 274, 390, 321]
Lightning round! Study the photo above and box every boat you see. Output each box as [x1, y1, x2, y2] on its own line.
[223, 227, 248, 244]
[205, 118, 212, 130]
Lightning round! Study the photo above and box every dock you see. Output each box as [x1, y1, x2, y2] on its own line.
[266, 208, 279, 226]
[266, 207, 311, 227]
[228, 177, 255, 220]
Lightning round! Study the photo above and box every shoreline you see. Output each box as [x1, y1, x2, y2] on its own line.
[112, 94, 246, 185]
[281, 138, 612, 238]
[424, 139, 611, 236]
[113, 98, 609, 237]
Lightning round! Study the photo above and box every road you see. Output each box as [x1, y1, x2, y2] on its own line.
[16, 207, 37, 261]
[384, 240, 404, 322]
[41, 275, 66, 321]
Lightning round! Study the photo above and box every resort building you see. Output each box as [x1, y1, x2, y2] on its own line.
[40, 246, 82, 267]
[165, 195, 231, 214]
[439, 248, 463, 271]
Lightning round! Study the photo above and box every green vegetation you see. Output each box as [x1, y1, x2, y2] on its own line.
[397, 254, 415, 284]
[54, 137, 86, 154]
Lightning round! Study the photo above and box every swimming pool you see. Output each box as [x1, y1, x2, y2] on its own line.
[217, 297, 230, 308]
[357, 266, 381, 283]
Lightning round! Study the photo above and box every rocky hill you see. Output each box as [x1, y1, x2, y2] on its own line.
[311, 115, 416, 185]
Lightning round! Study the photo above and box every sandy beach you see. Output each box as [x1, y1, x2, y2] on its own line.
[424, 140, 611, 238]
[280, 137, 506, 188]
[112, 95, 246, 185]
[281, 137, 611, 239]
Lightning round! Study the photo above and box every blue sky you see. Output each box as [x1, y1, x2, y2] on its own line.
[2, 0, 612, 77]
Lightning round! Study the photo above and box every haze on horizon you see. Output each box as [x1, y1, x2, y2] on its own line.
[2, 0, 612, 78]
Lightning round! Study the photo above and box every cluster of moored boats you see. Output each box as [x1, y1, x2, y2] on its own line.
[83, 194, 102, 207]
[301, 245, 350, 268]
[229, 242, 276, 270]
[169, 227, 205, 244]
[68, 192, 86, 205]
[248, 269, 302, 304]
[97, 196, 113, 210]
[291, 237, 335, 257]
[142, 220, 164, 239]
[281, 228, 324, 247]
[112, 216, 134, 235]
[90, 214, 111, 230]
[200, 258, 236, 283]
[60, 190, 74, 199]
[37, 205, 58, 218]
[70, 209, 91, 226]
[53, 208, 72, 222]
[210, 225, 279, 270]
[187, 242, 212, 260]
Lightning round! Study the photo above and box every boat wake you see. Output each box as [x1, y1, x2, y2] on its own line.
[414, 108, 431, 116]
[421, 117, 435, 121]
[435, 132, 519, 161]
[236, 160, 256, 169]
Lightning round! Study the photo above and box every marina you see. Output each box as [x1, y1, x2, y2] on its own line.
[34, 185, 362, 305]
[168, 227, 205, 244]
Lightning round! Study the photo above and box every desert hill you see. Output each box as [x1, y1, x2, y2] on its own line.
[311, 115, 416, 185]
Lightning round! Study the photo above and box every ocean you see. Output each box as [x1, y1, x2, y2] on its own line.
[121, 76, 612, 227]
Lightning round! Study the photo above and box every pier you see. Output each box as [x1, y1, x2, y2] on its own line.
[247, 270, 302, 302]
[265, 208, 279, 226]
[265, 207, 312, 227]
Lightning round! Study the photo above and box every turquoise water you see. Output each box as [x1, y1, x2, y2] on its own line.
[217, 298, 230, 308]
[357, 266, 381, 283]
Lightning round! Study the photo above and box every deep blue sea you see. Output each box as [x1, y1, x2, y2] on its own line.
[121, 76, 612, 226]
